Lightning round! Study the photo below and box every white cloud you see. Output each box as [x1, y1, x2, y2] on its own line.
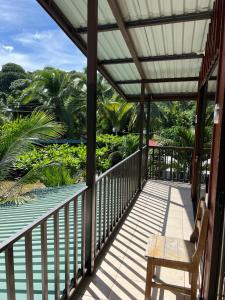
[2, 45, 14, 52]
[1, 29, 86, 71]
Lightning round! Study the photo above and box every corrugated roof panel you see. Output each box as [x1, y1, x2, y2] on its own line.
[149, 81, 198, 93]
[54, 0, 116, 27]
[120, 84, 141, 95]
[141, 59, 202, 78]
[51, 0, 215, 98]
[119, 0, 214, 20]
[104, 64, 140, 81]
[81, 31, 132, 60]
[130, 20, 209, 57]
[208, 81, 217, 92]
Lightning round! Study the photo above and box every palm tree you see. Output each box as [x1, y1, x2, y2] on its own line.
[20, 68, 83, 137]
[0, 111, 63, 203]
[101, 100, 136, 134]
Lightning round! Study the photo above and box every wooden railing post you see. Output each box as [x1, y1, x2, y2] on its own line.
[86, 0, 98, 273]
[138, 83, 145, 190]
[191, 83, 208, 211]
[145, 101, 150, 179]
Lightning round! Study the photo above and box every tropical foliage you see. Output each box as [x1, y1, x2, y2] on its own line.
[0, 62, 214, 203]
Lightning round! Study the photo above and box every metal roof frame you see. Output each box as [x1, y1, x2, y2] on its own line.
[77, 11, 211, 34]
[37, 0, 214, 101]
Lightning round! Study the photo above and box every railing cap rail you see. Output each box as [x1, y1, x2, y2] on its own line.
[0, 185, 88, 253]
[96, 147, 146, 182]
[148, 145, 194, 151]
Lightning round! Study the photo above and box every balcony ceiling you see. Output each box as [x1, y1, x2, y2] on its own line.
[38, 0, 216, 101]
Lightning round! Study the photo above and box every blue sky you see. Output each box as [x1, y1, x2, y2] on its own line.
[0, 0, 86, 71]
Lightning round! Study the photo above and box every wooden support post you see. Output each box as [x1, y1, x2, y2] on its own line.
[145, 101, 150, 180]
[203, 2, 225, 297]
[191, 83, 208, 212]
[86, 0, 98, 273]
[138, 83, 145, 190]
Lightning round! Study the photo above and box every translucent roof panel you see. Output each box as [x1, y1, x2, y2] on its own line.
[104, 64, 141, 81]
[49, 0, 215, 99]
[130, 21, 209, 57]
[119, 0, 214, 20]
[142, 59, 202, 79]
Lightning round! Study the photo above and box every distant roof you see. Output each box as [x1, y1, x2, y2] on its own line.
[148, 139, 158, 147]
[38, 0, 217, 101]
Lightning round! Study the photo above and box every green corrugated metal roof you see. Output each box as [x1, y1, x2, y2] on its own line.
[0, 184, 85, 300]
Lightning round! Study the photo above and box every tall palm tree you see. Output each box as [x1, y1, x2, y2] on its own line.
[20, 68, 84, 137]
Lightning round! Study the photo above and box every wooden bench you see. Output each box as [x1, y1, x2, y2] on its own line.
[145, 198, 209, 300]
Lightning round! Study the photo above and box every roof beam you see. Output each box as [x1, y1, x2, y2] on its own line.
[36, 0, 127, 100]
[116, 76, 217, 84]
[126, 92, 215, 102]
[100, 53, 204, 65]
[77, 11, 212, 34]
[107, 0, 146, 80]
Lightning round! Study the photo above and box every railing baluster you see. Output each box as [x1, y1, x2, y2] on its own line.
[54, 212, 60, 300]
[5, 247, 15, 300]
[41, 222, 48, 300]
[103, 176, 106, 242]
[107, 174, 110, 236]
[25, 232, 34, 300]
[111, 171, 114, 230]
[98, 179, 102, 249]
[73, 197, 78, 287]
[117, 171, 120, 221]
[82, 193, 86, 276]
[114, 171, 117, 226]
[64, 204, 70, 298]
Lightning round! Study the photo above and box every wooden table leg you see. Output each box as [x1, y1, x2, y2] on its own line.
[145, 259, 154, 300]
[191, 270, 198, 300]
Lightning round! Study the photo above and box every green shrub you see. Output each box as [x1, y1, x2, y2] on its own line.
[119, 134, 139, 157]
[34, 164, 74, 187]
[96, 134, 122, 151]
[109, 151, 123, 167]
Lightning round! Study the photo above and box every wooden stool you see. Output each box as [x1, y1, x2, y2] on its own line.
[145, 199, 209, 300]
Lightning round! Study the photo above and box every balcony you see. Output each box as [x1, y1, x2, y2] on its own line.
[0, 146, 197, 300]
[73, 180, 194, 300]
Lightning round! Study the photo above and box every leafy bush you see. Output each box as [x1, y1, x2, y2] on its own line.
[33, 164, 74, 187]
[109, 151, 123, 167]
[119, 134, 139, 157]
[96, 134, 122, 151]
[16, 134, 139, 184]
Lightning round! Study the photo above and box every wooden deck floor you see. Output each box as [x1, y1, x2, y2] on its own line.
[74, 180, 194, 300]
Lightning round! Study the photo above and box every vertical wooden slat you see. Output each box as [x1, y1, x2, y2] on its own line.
[82, 193, 86, 276]
[64, 204, 70, 298]
[107, 174, 110, 236]
[103, 176, 106, 242]
[54, 212, 60, 299]
[41, 222, 48, 300]
[98, 180, 102, 249]
[5, 247, 15, 300]
[120, 166, 123, 217]
[73, 197, 78, 287]
[25, 231, 34, 300]
[110, 171, 114, 230]
[114, 171, 117, 226]
[117, 172, 120, 221]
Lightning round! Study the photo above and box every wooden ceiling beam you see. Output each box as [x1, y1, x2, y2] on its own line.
[107, 0, 151, 95]
[126, 92, 215, 102]
[100, 53, 204, 65]
[77, 11, 212, 34]
[116, 76, 217, 85]
[36, 0, 127, 100]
